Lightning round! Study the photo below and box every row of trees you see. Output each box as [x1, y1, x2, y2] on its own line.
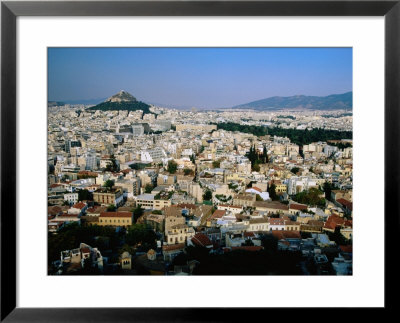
[216, 122, 352, 146]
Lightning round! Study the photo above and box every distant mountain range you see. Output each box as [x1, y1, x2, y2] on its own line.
[85, 90, 153, 115]
[233, 92, 352, 111]
[48, 101, 66, 107]
[49, 91, 352, 111]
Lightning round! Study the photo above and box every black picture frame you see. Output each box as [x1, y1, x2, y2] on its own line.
[1, 0, 398, 321]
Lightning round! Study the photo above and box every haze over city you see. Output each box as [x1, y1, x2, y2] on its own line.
[48, 47, 352, 109]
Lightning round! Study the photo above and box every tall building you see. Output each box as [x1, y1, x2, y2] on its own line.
[132, 124, 144, 136]
[65, 140, 81, 153]
[85, 150, 97, 170]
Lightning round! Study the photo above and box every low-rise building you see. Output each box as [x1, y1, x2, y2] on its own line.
[162, 243, 185, 262]
[233, 193, 256, 207]
[98, 211, 133, 227]
[64, 193, 78, 205]
[93, 187, 124, 207]
[165, 223, 195, 245]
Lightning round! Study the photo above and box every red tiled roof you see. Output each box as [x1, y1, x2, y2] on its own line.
[48, 206, 62, 216]
[191, 233, 213, 247]
[72, 202, 86, 209]
[325, 214, 345, 229]
[343, 220, 353, 228]
[339, 245, 353, 253]
[323, 222, 337, 230]
[271, 230, 301, 240]
[285, 220, 300, 226]
[211, 210, 226, 219]
[251, 187, 262, 193]
[254, 201, 289, 211]
[289, 203, 308, 211]
[81, 247, 90, 254]
[162, 243, 185, 252]
[308, 220, 324, 226]
[99, 211, 133, 218]
[337, 198, 353, 211]
[268, 218, 285, 225]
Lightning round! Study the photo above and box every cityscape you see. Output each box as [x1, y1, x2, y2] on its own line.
[47, 48, 353, 275]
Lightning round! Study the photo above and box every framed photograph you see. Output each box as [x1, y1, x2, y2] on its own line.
[1, 0, 398, 320]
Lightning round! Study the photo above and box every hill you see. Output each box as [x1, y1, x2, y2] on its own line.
[86, 90, 153, 115]
[234, 92, 352, 111]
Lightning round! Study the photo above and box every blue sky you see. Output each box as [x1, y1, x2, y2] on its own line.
[48, 47, 352, 108]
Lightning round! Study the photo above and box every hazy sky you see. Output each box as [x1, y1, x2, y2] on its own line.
[48, 47, 352, 109]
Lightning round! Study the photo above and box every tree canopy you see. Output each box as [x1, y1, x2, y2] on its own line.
[292, 188, 325, 207]
[167, 160, 178, 174]
[125, 223, 157, 250]
[103, 179, 115, 189]
[216, 122, 352, 146]
[144, 183, 154, 193]
[267, 184, 279, 201]
[203, 190, 213, 201]
[105, 154, 119, 172]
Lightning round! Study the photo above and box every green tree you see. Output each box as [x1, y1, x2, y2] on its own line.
[105, 154, 119, 172]
[118, 243, 135, 256]
[215, 122, 352, 146]
[103, 179, 114, 189]
[293, 188, 325, 207]
[144, 183, 154, 193]
[247, 144, 257, 168]
[212, 160, 221, 168]
[183, 168, 194, 176]
[190, 154, 196, 164]
[322, 181, 335, 201]
[167, 160, 178, 174]
[130, 205, 145, 223]
[126, 223, 157, 249]
[291, 167, 300, 174]
[107, 204, 116, 211]
[267, 184, 279, 201]
[78, 189, 93, 201]
[203, 190, 212, 201]
[262, 144, 269, 163]
[253, 161, 260, 172]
